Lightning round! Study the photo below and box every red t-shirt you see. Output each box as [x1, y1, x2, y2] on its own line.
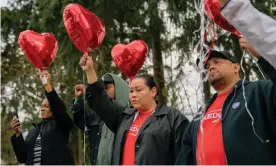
[122, 111, 153, 165]
[196, 91, 231, 165]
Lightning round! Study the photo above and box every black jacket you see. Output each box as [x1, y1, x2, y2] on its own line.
[176, 57, 276, 165]
[85, 80, 190, 165]
[11, 90, 74, 165]
[70, 98, 103, 165]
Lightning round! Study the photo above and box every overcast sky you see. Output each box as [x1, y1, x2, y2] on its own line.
[1, 0, 8, 7]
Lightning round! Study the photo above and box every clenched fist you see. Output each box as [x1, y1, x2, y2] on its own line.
[75, 84, 85, 98]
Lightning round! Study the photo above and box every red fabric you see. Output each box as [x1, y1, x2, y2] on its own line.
[111, 40, 148, 79]
[63, 3, 105, 53]
[196, 91, 231, 165]
[122, 111, 153, 165]
[18, 30, 58, 70]
[205, 0, 241, 37]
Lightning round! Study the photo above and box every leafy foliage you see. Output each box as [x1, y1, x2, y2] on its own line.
[1, 0, 274, 163]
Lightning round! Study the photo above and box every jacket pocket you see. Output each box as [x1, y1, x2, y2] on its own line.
[96, 151, 112, 165]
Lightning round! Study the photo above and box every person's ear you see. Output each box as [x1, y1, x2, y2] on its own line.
[234, 63, 240, 74]
[150, 87, 157, 98]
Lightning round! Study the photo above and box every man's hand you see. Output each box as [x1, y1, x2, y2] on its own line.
[40, 70, 53, 92]
[239, 38, 261, 58]
[79, 53, 98, 84]
[75, 84, 85, 98]
[79, 53, 94, 72]
[11, 116, 21, 137]
[218, 0, 229, 6]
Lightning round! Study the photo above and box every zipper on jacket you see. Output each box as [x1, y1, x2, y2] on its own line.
[39, 121, 46, 164]
[225, 154, 228, 164]
[220, 85, 237, 164]
[194, 100, 213, 164]
[221, 85, 237, 121]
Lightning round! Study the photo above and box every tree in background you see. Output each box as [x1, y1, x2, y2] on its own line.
[1, 0, 275, 164]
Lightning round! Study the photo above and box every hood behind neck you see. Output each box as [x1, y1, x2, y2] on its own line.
[104, 73, 130, 107]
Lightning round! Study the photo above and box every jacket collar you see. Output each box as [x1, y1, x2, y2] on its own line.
[153, 104, 169, 116]
[206, 79, 250, 104]
[42, 116, 54, 121]
[32, 116, 54, 128]
[123, 104, 168, 116]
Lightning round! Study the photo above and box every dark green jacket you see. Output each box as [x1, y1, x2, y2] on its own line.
[176, 57, 276, 165]
[97, 73, 130, 165]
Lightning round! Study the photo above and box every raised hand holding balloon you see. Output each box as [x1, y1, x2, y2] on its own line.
[197, 0, 242, 69]
[204, 0, 241, 37]
[63, 3, 105, 54]
[111, 40, 148, 81]
[39, 70, 51, 86]
[41, 75, 48, 85]
[18, 30, 58, 71]
[63, 5, 105, 164]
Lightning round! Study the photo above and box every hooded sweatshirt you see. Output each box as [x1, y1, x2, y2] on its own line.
[71, 73, 129, 165]
[96, 73, 129, 165]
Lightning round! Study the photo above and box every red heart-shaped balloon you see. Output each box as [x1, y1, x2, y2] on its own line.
[63, 3, 105, 53]
[205, 0, 241, 37]
[111, 40, 148, 79]
[18, 30, 58, 70]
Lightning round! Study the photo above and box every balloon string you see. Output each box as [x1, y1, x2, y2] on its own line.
[200, 23, 213, 53]
[256, 64, 266, 79]
[240, 50, 269, 143]
[244, 49, 266, 80]
[203, 24, 213, 45]
[129, 76, 134, 84]
[197, 0, 207, 163]
[205, 24, 217, 62]
[82, 71, 87, 165]
[193, 0, 208, 121]
[210, 24, 217, 49]
[82, 47, 94, 165]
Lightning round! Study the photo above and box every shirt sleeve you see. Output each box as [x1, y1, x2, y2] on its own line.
[221, 0, 276, 69]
